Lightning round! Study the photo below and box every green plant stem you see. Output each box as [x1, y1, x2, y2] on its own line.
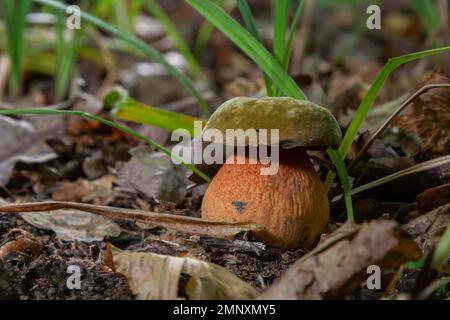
[3, 0, 31, 95]
[327, 148, 354, 222]
[0, 108, 211, 183]
[33, 0, 210, 118]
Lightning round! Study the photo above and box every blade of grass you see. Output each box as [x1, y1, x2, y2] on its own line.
[55, 0, 80, 99]
[273, 0, 289, 66]
[282, 0, 304, 69]
[350, 155, 450, 196]
[272, 0, 291, 97]
[33, 0, 209, 118]
[433, 224, 450, 269]
[236, 0, 259, 39]
[236, 0, 273, 96]
[113, 0, 132, 33]
[104, 87, 205, 136]
[2, 0, 31, 95]
[327, 148, 354, 222]
[430, 277, 450, 297]
[186, 0, 307, 100]
[145, 0, 201, 77]
[193, 0, 229, 57]
[325, 46, 450, 190]
[0, 108, 211, 183]
[411, 0, 439, 38]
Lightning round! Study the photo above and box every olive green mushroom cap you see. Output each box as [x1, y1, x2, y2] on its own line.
[204, 97, 341, 148]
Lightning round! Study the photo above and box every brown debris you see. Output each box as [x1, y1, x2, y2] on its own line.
[0, 229, 43, 259]
[395, 71, 450, 153]
[259, 220, 421, 300]
[416, 183, 450, 213]
[403, 204, 450, 251]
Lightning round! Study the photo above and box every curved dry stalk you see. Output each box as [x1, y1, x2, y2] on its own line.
[349, 83, 450, 170]
[0, 201, 260, 239]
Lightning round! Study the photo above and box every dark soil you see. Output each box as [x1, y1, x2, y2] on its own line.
[0, 209, 302, 299]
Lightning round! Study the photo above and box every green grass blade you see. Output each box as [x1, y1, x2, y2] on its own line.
[33, 0, 210, 118]
[2, 0, 31, 95]
[411, 0, 439, 37]
[273, 0, 289, 65]
[0, 108, 211, 183]
[104, 87, 205, 136]
[236, 0, 273, 96]
[193, 0, 228, 57]
[351, 155, 450, 196]
[325, 46, 450, 189]
[272, 0, 290, 97]
[236, 0, 260, 40]
[186, 0, 306, 100]
[282, 0, 304, 69]
[113, 0, 132, 33]
[433, 224, 450, 269]
[327, 148, 354, 222]
[146, 0, 201, 77]
[55, 0, 79, 99]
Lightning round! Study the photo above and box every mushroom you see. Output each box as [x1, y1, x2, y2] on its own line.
[200, 97, 341, 250]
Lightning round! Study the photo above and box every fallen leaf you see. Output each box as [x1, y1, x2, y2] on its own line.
[21, 209, 121, 243]
[403, 204, 450, 251]
[106, 244, 258, 300]
[118, 146, 190, 204]
[259, 220, 421, 299]
[52, 175, 116, 205]
[0, 116, 58, 185]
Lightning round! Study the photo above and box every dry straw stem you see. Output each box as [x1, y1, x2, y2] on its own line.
[0, 201, 260, 239]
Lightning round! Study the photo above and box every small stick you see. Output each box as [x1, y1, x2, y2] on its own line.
[0, 201, 259, 239]
[349, 83, 450, 170]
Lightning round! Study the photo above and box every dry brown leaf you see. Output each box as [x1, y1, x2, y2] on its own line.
[106, 244, 258, 300]
[21, 209, 121, 243]
[395, 71, 450, 153]
[118, 146, 190, 204]
[0, 116, 59, 185]
[259, 220, 421, 300]
[52, 175, 116, 205]
[403, 204, 450, 251]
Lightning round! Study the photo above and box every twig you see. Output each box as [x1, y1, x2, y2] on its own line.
[349, 83, 450, 170]
[0, 201, 259, 239]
